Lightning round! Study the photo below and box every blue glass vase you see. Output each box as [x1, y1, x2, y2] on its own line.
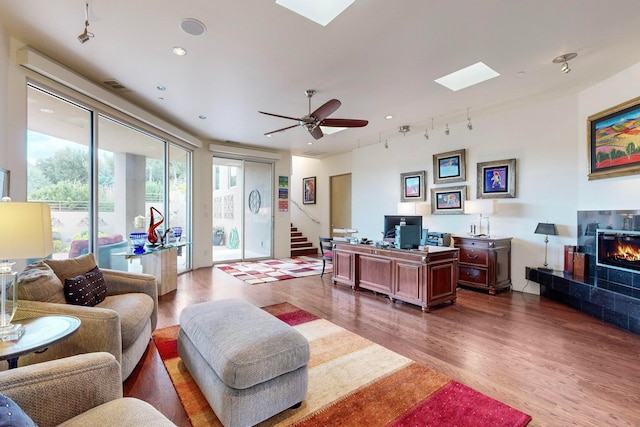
[129, 232, 146, 254]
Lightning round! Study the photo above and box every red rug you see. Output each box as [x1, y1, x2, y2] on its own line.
[215, 256, 331, 284]
[153, 303, 532, 426]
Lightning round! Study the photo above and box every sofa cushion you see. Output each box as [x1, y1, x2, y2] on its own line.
[97, 293, 154, 348]
[45, 253, 97, 282]
[57, 397, 176, 427]
[64, 266, 108, 307]
[16, 261, 66, 304]
[0, 392, 37, 427]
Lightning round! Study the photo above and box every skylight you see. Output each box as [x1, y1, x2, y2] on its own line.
[276, 0, 354, 26]
[320, 126, 347, 135]
[434, 62, 500, 91]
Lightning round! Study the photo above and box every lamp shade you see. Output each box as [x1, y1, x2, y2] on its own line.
[534, 222, 557, 236]
[464, 199, 495, 215]
[0, 202, 53, 259]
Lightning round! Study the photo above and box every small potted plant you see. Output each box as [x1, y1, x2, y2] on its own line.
[213, 226, 225, 246]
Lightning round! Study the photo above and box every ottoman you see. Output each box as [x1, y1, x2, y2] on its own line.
[178, 299, 310, 427]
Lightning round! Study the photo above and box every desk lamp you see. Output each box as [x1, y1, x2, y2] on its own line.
[464, 200, 495, 236]
[534, 222, 557, 271]
[0, 199, 53, 341]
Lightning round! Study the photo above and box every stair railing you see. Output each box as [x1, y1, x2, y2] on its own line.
[290, 200, 320, 224]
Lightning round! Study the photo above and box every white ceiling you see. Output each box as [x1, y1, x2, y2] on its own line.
[2, 0, 640, 158]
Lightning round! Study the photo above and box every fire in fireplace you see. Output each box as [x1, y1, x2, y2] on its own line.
[596, 229, 640, 273]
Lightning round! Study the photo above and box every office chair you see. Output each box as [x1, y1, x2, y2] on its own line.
[318, 237, 333, 278]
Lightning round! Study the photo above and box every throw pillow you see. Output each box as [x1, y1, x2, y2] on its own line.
[45, 253, 97, 282]
[16, 261, 66, 304]
[0, 392, 37, 427]
[64, 266, 107, 307]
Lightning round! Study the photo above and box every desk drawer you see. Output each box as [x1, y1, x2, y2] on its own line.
[459, 248, 488, 266]
[459, 266, 487, 286]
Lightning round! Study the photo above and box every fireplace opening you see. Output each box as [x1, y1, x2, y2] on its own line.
[596, 229, 640, 273]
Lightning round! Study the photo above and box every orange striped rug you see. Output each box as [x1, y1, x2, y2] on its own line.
[152, 303, 532, 426]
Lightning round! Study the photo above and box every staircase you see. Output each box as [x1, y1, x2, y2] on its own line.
[291, 225, 319, 257]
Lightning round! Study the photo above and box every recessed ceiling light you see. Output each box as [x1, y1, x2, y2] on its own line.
[156, 84, 167, 91]
[276, 0, 354, 26]
[172, 46, 187, 56]
[180, 18, 206, 36]
[321, 126, 346, 135]
[435, 62, 500, 91]
[40, 108, 54, 114]
[266, 134, 273, 138]
[307, 142, 313, 145]
[385, 115, 393, 120]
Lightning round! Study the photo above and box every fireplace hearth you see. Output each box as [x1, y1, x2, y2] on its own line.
[597, 229, 640, 274]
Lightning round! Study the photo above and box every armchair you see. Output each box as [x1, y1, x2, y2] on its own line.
[11, 253, 158, 380]
[0, 352, 176, 427]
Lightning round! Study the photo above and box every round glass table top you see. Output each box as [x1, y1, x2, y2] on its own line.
[0, 315, 81, 361]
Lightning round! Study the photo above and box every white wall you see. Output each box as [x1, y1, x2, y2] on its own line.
[300, 60, 640, 294]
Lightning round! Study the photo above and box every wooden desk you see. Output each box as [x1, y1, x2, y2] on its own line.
[332, 243, 459, 312]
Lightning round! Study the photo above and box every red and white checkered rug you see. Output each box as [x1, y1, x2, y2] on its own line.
[215, 256, 332, 284]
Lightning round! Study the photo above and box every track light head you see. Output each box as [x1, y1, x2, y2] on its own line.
[424, 129, 429, 140]
[445, 124, 450, 135]
[78, 2, 94, 44]
[553, 52, 577, 74]
[467, 119, 473, 130]
[384, 141, 389, 149]
[398, 125, 410, 134]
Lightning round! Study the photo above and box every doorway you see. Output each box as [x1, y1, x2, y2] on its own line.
[330, 173, 352, 238]
[212, 157, 273, 262]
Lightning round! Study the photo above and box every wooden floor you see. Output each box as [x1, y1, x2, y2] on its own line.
[124, 265, 640, 427]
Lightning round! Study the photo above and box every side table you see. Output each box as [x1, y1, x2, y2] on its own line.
[0, 315, 81, 369]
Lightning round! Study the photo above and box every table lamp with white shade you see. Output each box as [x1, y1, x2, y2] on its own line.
[0, 199, 53, 341]
[464, 199, 496, 236]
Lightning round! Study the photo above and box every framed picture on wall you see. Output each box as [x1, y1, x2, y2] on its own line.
[0, 168, 9, 198]
[477, 158, 516, 199]
[587, 95, 640, 180]
[303, 176, 316, 204]
[400, 170, 426, 202]
[433, 149, 466, 184]
[431, 185, 466, 214]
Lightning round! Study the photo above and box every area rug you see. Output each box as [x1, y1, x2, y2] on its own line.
[152, 303, 532, 426]
[215, 256, 331, 284]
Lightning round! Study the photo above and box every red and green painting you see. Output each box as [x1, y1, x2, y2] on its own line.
[592, 105, 640, 171]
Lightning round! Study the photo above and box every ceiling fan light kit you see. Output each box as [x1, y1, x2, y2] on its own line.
[259, 89, 368, 140]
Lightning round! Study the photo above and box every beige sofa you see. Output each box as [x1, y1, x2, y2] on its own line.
[11, 253, 158, 380]
[0, 352, 176, 427]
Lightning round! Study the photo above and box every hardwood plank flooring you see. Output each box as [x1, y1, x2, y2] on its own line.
[124, 266, 640, 426]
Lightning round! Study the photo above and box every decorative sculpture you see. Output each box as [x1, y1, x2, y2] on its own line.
[147, 207, 164, 245]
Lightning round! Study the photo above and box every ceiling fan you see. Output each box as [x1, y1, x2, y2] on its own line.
[259, 89, 368, 140]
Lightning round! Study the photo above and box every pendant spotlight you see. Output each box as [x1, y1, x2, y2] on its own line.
[445, 124, 450, 135]
[384, 140, 389, 149]
[398, 125, 410, 135]
[552, 52, 577, 74]
[424, 118, 433, 140]
[78, 1, 94, 43]
[467, 108, 473, 131]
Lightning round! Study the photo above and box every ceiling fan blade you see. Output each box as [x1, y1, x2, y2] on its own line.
[309, 126, 324, 139]
[321, 118, 369, 128]
[310, 99, 341, 122]
[264, 124, 299, 135]
[258, 111, 302, 122]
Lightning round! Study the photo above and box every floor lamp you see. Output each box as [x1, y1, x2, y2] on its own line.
[534, 222, 557, 272]
[0, 200, 53, 341]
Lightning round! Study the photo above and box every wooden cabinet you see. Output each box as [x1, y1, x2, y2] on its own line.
[332, 243, 459, 312]
[453, 236, 512, 294]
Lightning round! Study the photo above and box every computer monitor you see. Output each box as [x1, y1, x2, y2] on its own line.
[383, 215, 422, 239]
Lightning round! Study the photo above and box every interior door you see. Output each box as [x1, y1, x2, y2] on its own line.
[330, 173, 352, 238]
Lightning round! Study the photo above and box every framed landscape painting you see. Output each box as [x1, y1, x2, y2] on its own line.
[431, 185, 466, 215]
[433, 149, 466, 184]
[587, 95, 640, 180]
[400, 170, 426, 202]
[303, 176, 316, 204]
[477, 158, 516, 199]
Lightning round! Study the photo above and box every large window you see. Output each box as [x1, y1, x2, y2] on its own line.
[26, 84, 192, 272]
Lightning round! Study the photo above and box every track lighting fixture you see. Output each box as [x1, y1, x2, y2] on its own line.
[384, 141, 389, 149]
[552, 53, 577, 74]
[467, 108, 473, 130]
[398, 125, 410, 134]
[78, 1, 94, 43]
[445, 124, 450, 135]
[424, 129, 429, 140]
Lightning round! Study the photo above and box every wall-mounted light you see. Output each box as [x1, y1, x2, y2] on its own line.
[78, 1, 94, 44]
[552, 52, 577, 74]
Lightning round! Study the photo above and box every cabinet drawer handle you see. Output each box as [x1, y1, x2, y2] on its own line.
[465, 253, 479, 259]
[466, 270, 480, 278]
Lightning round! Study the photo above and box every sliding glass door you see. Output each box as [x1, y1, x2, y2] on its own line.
[212, 157, 272, 262]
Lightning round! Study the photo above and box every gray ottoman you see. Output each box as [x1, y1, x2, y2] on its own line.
[178, 299, 310, 427]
